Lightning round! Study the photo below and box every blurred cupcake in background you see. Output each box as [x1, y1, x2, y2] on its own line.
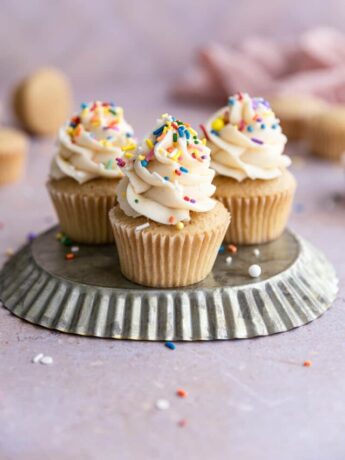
[269, 94, 328, 140]
[205, 92, 296, 245]
[0, 127, 28, 186]
[109, 113, 230, 288]
[47, 101, 135, 244]
[306, 105, 345, 161]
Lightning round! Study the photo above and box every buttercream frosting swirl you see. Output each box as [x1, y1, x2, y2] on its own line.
[50, 101, 135, 184]
[117, 114, 216, 225]
[205, 93, 290, 181]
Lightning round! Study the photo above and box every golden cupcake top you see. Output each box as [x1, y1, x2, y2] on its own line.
[205, 92, 291, 181]
[50, 101, 135, 184]
[116, 113, 216, 228]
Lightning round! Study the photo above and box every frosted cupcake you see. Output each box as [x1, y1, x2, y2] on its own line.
[205, 92, 296, 245]
[109, 114, 230, 288]
[47, 101, 135, 244]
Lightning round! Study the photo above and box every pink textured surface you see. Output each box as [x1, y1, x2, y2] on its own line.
[1, 1, 345, 458]
[0, 86, 345, 460]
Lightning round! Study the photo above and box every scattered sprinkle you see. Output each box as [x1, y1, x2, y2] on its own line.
[227, 244, 237, 254]
[178, 419, 187, 427]
[155, 399, 170, 411]
[218, 245, 225, 254]
[226, 256, 232, 265]
[71, 246, 79, 253]
[135, 222, 150, 232]
[165, 341, 176, 350]
[32, 353, 44, 364]
[32, 354, 53, 365]
[40, 356, 54, 365]
[248, 264, 262, 278]
[176, 222, 184, 230]
[176, 389, 187, 398]
[253, 248, 260, 257]
[65, 253, 75, 261]
[294, 203, 304, 213]
[27, 232, 37, 242]
[303, 360, 312, 367]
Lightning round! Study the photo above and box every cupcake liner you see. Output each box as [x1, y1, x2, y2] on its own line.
[109, 206, 230, 288]
[216, 188, 294, 245]
[48, 185, 116, 244]
[307, 126, 345, 161]
[0, 151, 25, 185]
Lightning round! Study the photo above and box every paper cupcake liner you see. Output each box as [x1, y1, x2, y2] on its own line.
[0, 226, 338, 341]
[109, 208, 229, 288]
[307, 127, 345, 161]
[48, 186, 116, 244]
[0, 151, 25, 185]
[216, 189, 294, 245]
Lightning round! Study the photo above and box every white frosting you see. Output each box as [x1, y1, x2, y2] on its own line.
[205, 93, 290, 181]
[50, 101, 135, 184]
[117, 114, 216, 225]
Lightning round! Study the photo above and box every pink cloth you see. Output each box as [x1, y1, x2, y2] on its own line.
[173, 27, 345, 104]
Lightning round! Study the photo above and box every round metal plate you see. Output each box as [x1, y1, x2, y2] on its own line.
[0, 227, 338, 340]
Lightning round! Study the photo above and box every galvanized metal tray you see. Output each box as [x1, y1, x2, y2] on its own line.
[0, 227, 338, 340]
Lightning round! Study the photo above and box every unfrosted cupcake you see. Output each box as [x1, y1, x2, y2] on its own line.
[109, 114, 230, 288]
[47, 101, 135, 244]
[270, 94, 327, 140]
[0, 128, 28, 185]
[205, 92, 296, 245]
[306, 105, 345, 161]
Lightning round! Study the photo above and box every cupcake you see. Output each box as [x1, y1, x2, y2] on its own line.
[205, 92, 296, 245]
[269, 94, 327, 140]
[306, 105, 345, 161]
[47, 101, 135, 244]
[109, 114, 230, 288]
[0, 127, 28, 186]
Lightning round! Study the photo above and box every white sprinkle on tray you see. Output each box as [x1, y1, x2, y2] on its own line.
[253, 248, 260, 257]
[248, 264, 262, 278]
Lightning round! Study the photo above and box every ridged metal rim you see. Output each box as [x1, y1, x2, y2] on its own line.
[0, 230, 338, 340]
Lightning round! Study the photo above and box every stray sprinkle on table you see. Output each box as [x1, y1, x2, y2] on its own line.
[253, 248, 260, 257]
[176, 388, 187, 398]
[178, 419, 187, 427]
[135, 222, 150, 232]
[65, 253, 75, 261]
[165, 341, 176, 350]
[32, 354, 53, 365]
[248, 264, 262, 278]
[71, 246, 79, 253]
[226, 256, 232, 265]
[40, 356, 54, 365]
[155, 399, 170, 410]
[303, 360, 312, 367]
[32, 353, 44, 364]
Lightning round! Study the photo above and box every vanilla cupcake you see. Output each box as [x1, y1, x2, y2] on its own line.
[306, 105, 345, 161]
[269, 94, 327, 140]
[205, 92, 296, 245]
[47, 101, 135, 244]
[0, 128, 28, 185]
[109, 114, 230, 288]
